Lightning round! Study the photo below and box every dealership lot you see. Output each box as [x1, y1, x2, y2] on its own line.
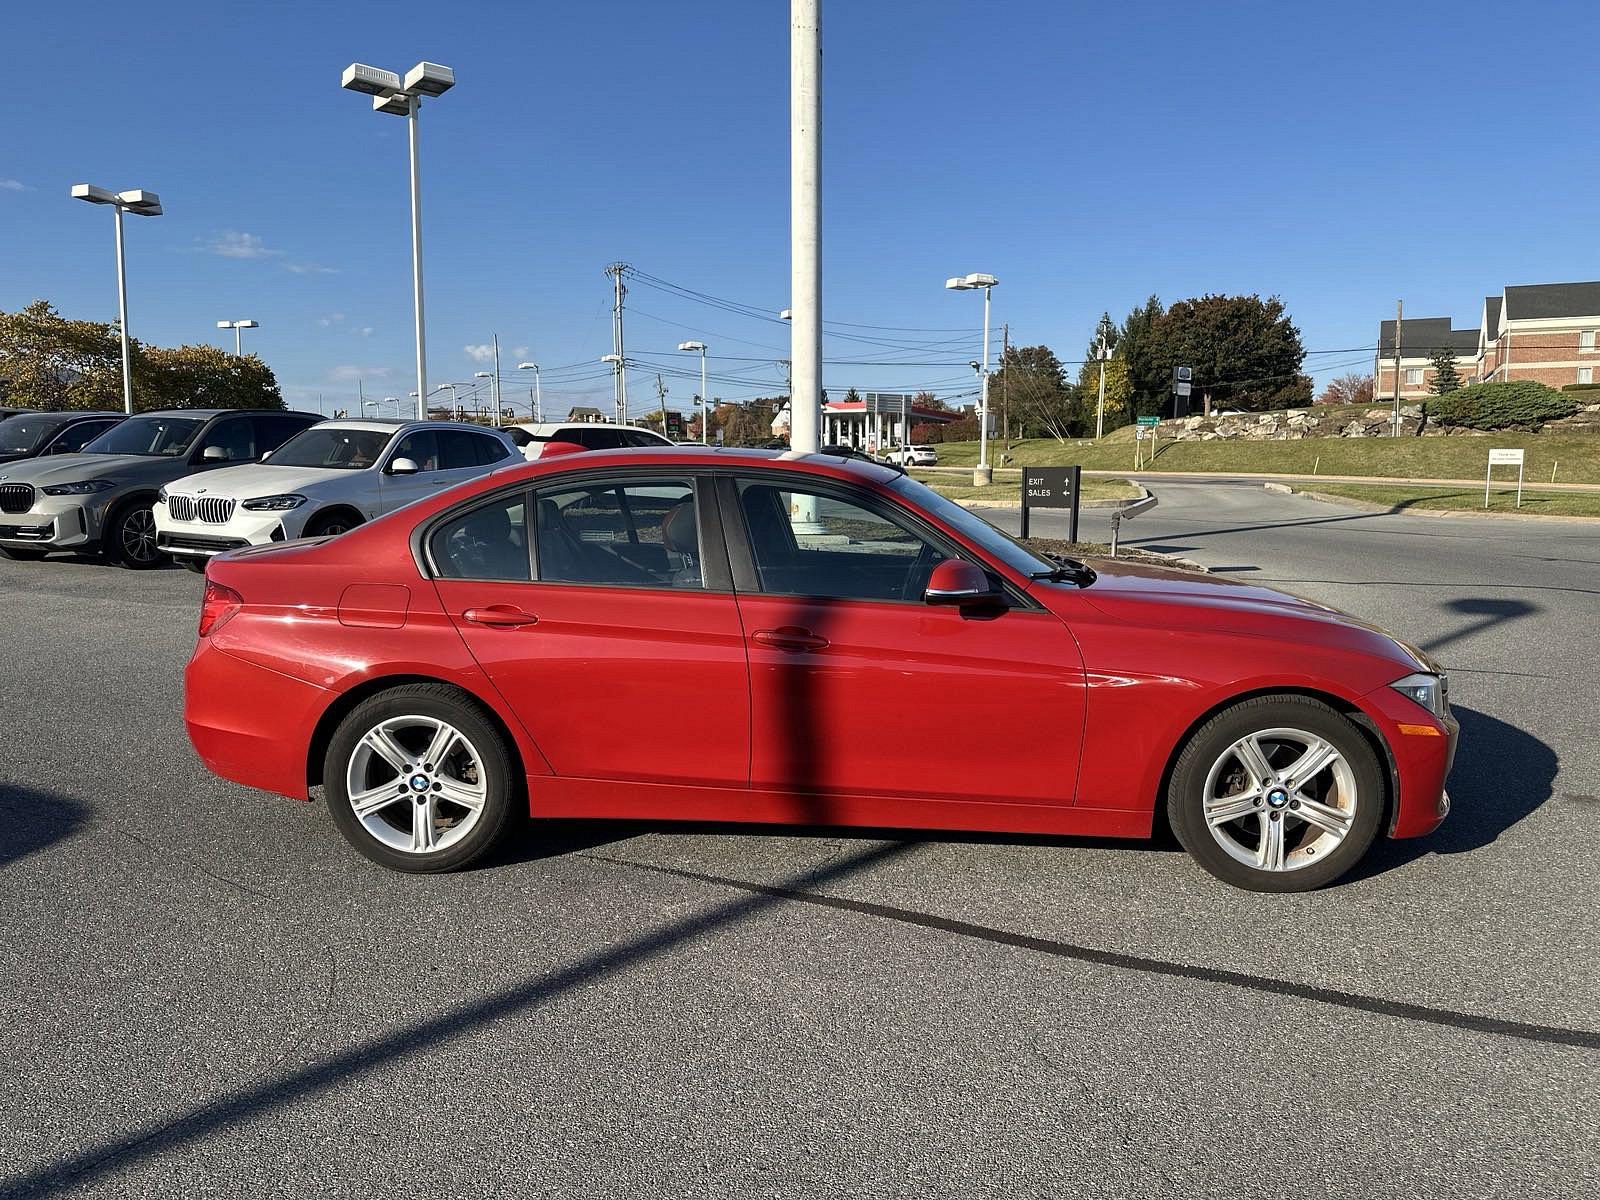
[1, 481, 1596, 1198]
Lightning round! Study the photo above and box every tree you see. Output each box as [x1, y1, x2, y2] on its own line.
[912, 390, 949, 411]
[142, 345, 284, 411]
[1317, 372, 1374, 406]
[989, 344, 1080, 441]
[842, 386, 861, 404]
[1147, 294, 1310, 413]
[1428, 349, 1461, 395]
[1116, 295, 1167, 418]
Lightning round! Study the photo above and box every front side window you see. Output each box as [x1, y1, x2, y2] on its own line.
[431, 493, 530, 581]
[194, 417, 257, 463]
[535, 479, 701, 588]
[52, 419, 119, 453]
[737, 481, 945, 602]
[82, 415, 203, 457]
[389, 430, 440, 472]
[0, 416, 58, 454]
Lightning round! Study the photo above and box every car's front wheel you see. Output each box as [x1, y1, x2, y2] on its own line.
[323, 684, 516, 873]
[1167, 694, 1384, 892]
[105, 499, 167, 569]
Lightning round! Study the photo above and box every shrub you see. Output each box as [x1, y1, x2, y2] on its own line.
[1424, 381, 1577, 430]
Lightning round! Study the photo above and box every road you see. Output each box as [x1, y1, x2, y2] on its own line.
[2, 481, 1596, 1199]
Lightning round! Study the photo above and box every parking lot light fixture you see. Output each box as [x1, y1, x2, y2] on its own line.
[72, 182, 163, 415]
[216, 319, 259, 356]
[946, 272, 999, 484]
[518, 362, 542, 421]
[678, 342, 710, 443]
[341, 60, 456, 420]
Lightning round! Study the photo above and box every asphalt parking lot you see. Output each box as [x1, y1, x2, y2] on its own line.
[2, 480, 1597, 1199]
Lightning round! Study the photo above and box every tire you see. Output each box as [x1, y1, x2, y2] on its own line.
[104, 499, 168, 569]
[0, 546, 48, 561]
[323, 683, 516, 873]
[1167, 694, 1384, 892]
[303, 510, 362, 539]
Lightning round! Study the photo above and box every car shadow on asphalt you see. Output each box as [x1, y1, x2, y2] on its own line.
[0, 783, 91, 871]
[1349, 704, 1557, 881]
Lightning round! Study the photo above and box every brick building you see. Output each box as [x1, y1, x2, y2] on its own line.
[1375, 281, 1600, 396]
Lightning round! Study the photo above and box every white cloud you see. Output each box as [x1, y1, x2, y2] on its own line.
[357, 326, 374, 337]
[0, 178, 26, 192]
[329, 364, 395, 382]
[318, 313, 345, 328]
[207, 231, 282, 259]
[463, 344, 495, 363]
[512, 346, 530, 360]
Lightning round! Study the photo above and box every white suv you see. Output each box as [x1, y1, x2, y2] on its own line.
[154, 419, 519, 569]
[883, 444, 938, 466]
[505, 422, 674, 460]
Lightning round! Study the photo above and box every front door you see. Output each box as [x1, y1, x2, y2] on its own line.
[429, 475, 749, 789]
[728, 477, 1086, 806]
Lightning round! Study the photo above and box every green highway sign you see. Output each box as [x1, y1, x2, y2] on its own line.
[1136, 416, 1160, 427]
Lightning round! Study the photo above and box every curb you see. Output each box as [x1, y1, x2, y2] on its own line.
[1271, 483, 1600, 523]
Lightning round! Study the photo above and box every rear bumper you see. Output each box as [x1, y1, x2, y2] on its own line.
[1361, 685, 1458, 839]
[184, 638, 331, 800]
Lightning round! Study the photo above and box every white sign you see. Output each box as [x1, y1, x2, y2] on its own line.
[1488, 448, 1524, 466]
[1135, 426, 1148, 440]
[1175, 381, 1192, 397]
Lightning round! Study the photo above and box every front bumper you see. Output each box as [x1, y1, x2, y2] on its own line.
[155, 504, 286, 559]
[0, 500, 97, 550]
[1361, 684, 1459, 839]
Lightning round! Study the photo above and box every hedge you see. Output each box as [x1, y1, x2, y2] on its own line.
[1425, 381, 1578, 430]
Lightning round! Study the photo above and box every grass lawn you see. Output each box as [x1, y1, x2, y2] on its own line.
[1296, 483, 1600, 519]
[929, 433, 1600, 485]
[922, 476, 1141, 504]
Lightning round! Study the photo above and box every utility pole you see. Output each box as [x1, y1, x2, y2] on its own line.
[655, 373, 669, 433]
[1095, 332, 1109, 440]
[491, 334, 502, 427]
[606, 262, 630, 425]
[1001, 323, 1010, 444]
[1391, 299, 1403, 437]
[789, 0, 821, 455]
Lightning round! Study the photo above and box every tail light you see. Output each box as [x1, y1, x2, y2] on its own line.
[198, 580, 243, 637]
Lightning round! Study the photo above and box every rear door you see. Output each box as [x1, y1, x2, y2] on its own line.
[429, 470, 749, 789]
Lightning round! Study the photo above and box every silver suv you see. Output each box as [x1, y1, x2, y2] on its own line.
[0, 408, 319, 568]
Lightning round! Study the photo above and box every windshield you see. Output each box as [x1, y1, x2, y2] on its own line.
[889, 473, 1059, 580]
[82, 416, 204, 457]
[0, 416, 58, 454]
[266, 427, 391, 469]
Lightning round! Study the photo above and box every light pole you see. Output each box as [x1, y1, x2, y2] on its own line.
[216, 319, 259, 356]
[678, 341, 710, 443]
[600, 355, 624, 423]
[341, 60, 456, 421]
[473, 370, 494, 422]
[946, 272, 998, 485]
[789, 0, 822, 455]
[1095, 334, 1109, 441]
[517, 362, 542, 422]
[71, 184, 162, 415]
[384, 396, 402, 415]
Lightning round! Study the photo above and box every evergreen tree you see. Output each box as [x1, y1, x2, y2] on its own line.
[1428, 348, 1461, 395]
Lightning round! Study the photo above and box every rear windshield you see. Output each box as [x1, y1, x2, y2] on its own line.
[267, 427, 392, 469]
[82, 416, 204, 457]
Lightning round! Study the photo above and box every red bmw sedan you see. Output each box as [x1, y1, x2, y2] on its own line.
[184, 448, 1455, 891]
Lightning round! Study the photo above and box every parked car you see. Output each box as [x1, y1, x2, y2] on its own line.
[185, 448, 1455, 891]
[0, 408, 320, 567]
[818, 443, 881, 465]
[504, 421, 673, 460]
[0, 411, 125, 465]
[155, 419, 521, 570]
[882, 444, 938, 467]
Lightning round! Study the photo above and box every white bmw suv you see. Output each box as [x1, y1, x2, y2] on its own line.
[504, 421, 674, 460]
[154, 419, 519, 570]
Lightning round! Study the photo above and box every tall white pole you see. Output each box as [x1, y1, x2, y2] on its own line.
[233, 324, 242, 356]
[975, 284, 992, 482]
[112, 205, 133, 415]
[700, 347, 709, 443]
[1095, 336, 1107, 440]
[789, 0, 821, 454]
[408, 94, 429, 420]
[491, 334, 502, 426]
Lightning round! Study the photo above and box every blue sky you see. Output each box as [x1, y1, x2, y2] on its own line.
[4, 0, 1598, 418]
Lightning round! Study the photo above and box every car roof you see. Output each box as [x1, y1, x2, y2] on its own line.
[511, 421, 669, 436]
[495, 445, 903, 485]
[306, 418, 511, 436]
[127, 408, 322, 420]
[4, 409, 121, 424]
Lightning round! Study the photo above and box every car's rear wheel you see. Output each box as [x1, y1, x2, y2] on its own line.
[105, 500, 167, 569]
[0, 546, 48, 561]
[1167, 695, 1384, 892]
[323, 684, 516, 873]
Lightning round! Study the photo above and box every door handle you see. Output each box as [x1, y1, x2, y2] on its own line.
[752, 626, 828, 652]
[463, 606, 539, 628]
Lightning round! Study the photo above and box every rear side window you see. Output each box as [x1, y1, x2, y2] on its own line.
[430, 493, 530, 581]
[470, 434, 516, 465]
[572, 427, 626, 450]
[253, 413, 318, 452]
[54, 419, 119, 453]
[533, 480, 701, 589]
[623, 430, 667, 448]
[436, 430, 486, 470]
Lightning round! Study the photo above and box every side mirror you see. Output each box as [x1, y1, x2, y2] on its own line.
[924, 558, 1000, 606]
[201, 446, 230, 462]
[387, 456, 420, 475]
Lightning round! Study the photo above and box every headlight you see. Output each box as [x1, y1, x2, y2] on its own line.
[1390, 672, 1448, 718]
[157, 485, 170, 502]
[240, 494, 306, 511]
[42, 480, 115, 496]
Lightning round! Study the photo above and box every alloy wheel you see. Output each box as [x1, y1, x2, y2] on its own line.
[344, 715, 489, 855]
[121, 507, 160, 564]
[1201, 727, 1358, 873]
